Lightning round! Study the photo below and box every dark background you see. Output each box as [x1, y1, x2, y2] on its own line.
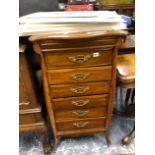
[19, 0, 61, 17]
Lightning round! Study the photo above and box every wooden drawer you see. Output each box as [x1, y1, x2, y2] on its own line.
[55, 108, 107, 121]
[56, 117, 106, 131]
[19, 113, 43, 126]
[44, 48, 113, 69]
[40, 38, 117, 49]
[47, 66, 112, 84]
[50, 81, 110, 98]
[53, 94, 109, 110]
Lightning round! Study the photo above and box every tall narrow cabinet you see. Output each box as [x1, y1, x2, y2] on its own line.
[29, 31, 127, 148]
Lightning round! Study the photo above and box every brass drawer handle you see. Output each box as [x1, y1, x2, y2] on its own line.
[70, 73, 90, 81]
[70, 87, 90, 94]
[72, 110, 89, 116]
[19, 102, 30, 106]
[73, 121, 88, 128]
[68, 55, 91, 63]
[71, 100, 90, 107]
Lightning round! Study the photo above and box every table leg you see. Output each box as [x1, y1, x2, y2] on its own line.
[122, 126, 135, 145]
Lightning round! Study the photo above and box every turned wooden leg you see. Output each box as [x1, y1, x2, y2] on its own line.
[104, 132, 111, 146]
[131, 88, 135, 104]
[122, 126, 135, 146]
[120, 87, 124, 110]
[113, 87, 125, 116]
[125, 88, 132, 107]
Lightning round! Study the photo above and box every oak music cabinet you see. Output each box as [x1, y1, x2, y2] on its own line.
[19, 44, 51, 154]
[29, 31, 127, 148]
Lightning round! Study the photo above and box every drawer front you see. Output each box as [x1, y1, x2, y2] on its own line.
[19, 113, 43, 126]
[53, 94, 109, 110]
[50, 81, 110, 98]
[56, 117, 106, 131]
[47, 66, 112, 84]
[40, 38, 117, 49]
[45, 48, 112, 69]
[55, 108, 107, 121]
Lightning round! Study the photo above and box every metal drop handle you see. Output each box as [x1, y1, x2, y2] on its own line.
[70, 87, 90, 94]
[68, 55, 91, 63]
[72, 110, 89, 116]
[19, 102, 30, 106]
[71, 100, 90, 107]
[70, 73, 90, 81]
[73, 121, 88, 128]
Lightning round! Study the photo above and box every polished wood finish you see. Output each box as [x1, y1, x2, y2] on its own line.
[56, 126, 107, 136]
[56, 117, 106, 131]
[47, 66, 112, 84]
[53, 94, 109, 110]
[19, 44, 52, 154]
[20, 112, 43, 126]
[117, 54, 135, 87]
[40, 39, 117, 49]
[50, 81, 110, 98]
[29, 31, 127, 149]
[44, 48, 113, 69]
[55, 107, 107, 121]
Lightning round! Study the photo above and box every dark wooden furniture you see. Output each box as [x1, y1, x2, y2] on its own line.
[99, 0, 135, 17]
[117, 54, 135, 88]
[19, 44, 52, 154]
[29, 31, 127, 149]
[116, 53, 135, 145]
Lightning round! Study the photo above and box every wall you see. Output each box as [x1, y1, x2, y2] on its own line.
[19, 0, 59, 17]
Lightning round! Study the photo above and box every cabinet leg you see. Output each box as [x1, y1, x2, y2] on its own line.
[104, 132, 111, 146]
[40, 132, 52, 154]
[51, 136, 60, 152]
[125, 88, 132, 107]
[131, 88, 135, 104]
